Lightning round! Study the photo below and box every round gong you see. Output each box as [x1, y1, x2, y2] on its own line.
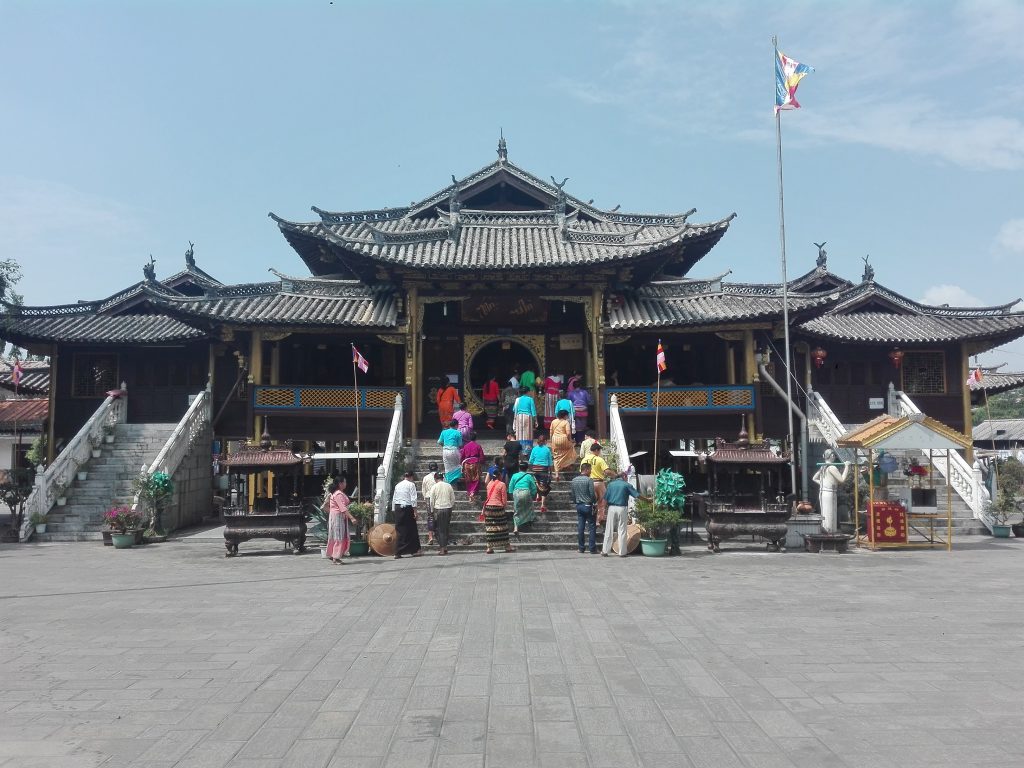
[611, 523, 643, 555]
[367, 523, 397, 556]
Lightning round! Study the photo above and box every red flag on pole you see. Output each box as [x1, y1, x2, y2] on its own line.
[656, 341, 667, 373]
[352, 345, 369, 374]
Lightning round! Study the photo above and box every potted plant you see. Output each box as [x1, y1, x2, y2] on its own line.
[0, 468, 35, 543]
[633, 496, 682, 557]
[30, 511, 48, 534]
[89, 432, 102, 459]
[76, 459, 89, 482]
[986, 486, 1017, 538]
[348, 502, 376, 556]
[104, 505, 143, 549]
[133, 471, 174, 540]
[102, 423, 116, 444]
[54, 480, 68, 507]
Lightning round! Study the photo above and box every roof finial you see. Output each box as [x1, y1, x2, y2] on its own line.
[143, 255, 157, 283]
[497, 129, 507, 162]
[185, 241, 195, 269]
[862, 254, 875, 282]
[813, 241, 827, 268]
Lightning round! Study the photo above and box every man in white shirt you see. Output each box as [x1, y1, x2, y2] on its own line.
[392, 471, 421, 559]
[428, 472, 456, 555]
[422, 462, 439, 545]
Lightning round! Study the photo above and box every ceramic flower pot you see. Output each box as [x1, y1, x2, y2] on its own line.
[111, 533, 134, 549]
[56, 497, 67, 507]
[35, 523, 47, 534]
[104, 435, 115, 444]
[349, 540, 370, 556]
[77, 471, 88, 482]
[91, 449, 101, 459]
[639, 538, 667, 557]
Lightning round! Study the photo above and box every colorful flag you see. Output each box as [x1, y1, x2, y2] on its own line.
[352, 345, 369, 374]
[656, 341, 667, 373]
[966, 367, 984, 391]
[11, 360, 23, 388]
[775, 49, 814, 112]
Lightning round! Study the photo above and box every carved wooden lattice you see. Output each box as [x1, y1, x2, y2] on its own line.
[712, 388, 753, 407]
[615, 391, 648, 409]
[364, 390, 394, 409]
[656, 390, 709, 408]
[299, 389, 358, 408]
[255, 388, 294, 407]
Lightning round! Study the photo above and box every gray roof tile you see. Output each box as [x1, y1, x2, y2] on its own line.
[798, 312, 1024, 343]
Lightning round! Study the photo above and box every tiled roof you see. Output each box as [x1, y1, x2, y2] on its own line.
[708, 441, 789, 464]
[973, 419, 1024, 444]
[157, 278, 398, 328]
[0, 398, 48, 432]
[0, 359, 49, 395]
[277, 211, 732, 274]
[973, 371, 1024, 395]
[607, 281, 832, 329]
[798, 313, 1024, 343]
[838, 413, 970, 449]
[2, 308, 204, 344]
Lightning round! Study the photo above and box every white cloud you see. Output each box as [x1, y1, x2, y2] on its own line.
[919, 285, 984, 307]
[994, 218, 1024, 256]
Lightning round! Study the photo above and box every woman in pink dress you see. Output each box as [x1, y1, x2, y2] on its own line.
[461, 432, 487, 500]
[541, 374, 561, 429]
[325, 477, 357, 564]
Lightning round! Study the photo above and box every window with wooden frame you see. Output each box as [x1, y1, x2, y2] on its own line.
[72, 353, 119, 398]
[901, 350, 945, 395]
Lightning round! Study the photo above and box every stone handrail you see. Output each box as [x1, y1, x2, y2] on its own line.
[373, 394, 404, 524]
[888, 387, 987, 522]
[806, 389, 855, 464]
[21, 386, 127, 541]
[131, 385, 211, 520]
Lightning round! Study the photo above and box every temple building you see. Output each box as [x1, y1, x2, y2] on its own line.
[4, 139, 1024, 505]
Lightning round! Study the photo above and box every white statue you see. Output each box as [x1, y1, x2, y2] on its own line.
[812, 449, 851, 532]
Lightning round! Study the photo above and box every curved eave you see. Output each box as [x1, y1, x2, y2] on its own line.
[796, 313, 1024, 346]
[1, 313, 207, 346]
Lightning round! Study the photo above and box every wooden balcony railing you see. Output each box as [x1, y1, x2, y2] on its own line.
[253, 385, 409, 412]
[606, 385, 755, 413]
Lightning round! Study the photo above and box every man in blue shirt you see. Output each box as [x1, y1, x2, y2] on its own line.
[602, 470, 639, 557]
[570, 464, 597, 554]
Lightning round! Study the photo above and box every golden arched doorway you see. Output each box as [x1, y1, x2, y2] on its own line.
[461, 334, 544, 415]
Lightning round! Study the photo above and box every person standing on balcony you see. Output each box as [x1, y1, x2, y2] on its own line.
[437, 420, 464, 484]
[513, 387, 538, 453]
[325, 477, 357, 565]
[392, 471, 422, 559]
[482, 375, 500, 430]
[569, 385, 593, 443]
[437, 379, 461, 427]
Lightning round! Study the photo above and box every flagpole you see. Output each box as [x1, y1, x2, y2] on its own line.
[652, 341, 662, 503]
[773, 35, 799, 505]
[352, 345, 362, 502]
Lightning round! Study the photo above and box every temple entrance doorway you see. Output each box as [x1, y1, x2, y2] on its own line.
[466, 338, 540, 433]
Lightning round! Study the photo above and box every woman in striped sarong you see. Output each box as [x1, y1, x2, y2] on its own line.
[482, 472, 513, 554]
[437, 420, 464, 483]
[513, 387, 538, 453]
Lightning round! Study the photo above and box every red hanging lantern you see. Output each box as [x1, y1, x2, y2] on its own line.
[888, 347, 904, 369]
[811, 346, 828, 368]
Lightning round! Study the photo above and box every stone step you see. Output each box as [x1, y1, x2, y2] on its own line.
[34, 531, 104, 542]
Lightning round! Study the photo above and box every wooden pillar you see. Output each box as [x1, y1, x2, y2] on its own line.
[248, 331, 263, 510]
[725, 342, 736, 384]
[961, 342, 974, 464]
[590, 287, 606, 437]
[46, 344, 58, 465]
[743, 330, 757, 437]
[407, 287, 420, 439]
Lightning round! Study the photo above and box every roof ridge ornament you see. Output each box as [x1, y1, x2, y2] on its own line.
[185, 241, 196, 269]
[497, 130, 507, 162]
[551, 176, 569, 238]
[814, 241, 827, 269]
[862, 254, 874, 283]
[143, 255, 157, 283]
[448, 174, 462, 244]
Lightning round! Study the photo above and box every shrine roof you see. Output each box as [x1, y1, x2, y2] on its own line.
[838, 413, 970, 450]
[973, 419, 1024, 444]
[797, 312, 1024, 344]
[707, 440, 790, 464]
[220, 447, 303, 469]
[0, 398, 47, 433]
[270, 147, 733, 282]
[150, 277, 398, 328]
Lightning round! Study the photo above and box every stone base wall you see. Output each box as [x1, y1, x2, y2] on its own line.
[164, 426, 213, 532]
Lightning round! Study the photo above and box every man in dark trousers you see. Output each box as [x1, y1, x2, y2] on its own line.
[570, 464, 597, 554]
[391, 470, 422, 559]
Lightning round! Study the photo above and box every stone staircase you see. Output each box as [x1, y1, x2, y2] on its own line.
[411, 438, 586, 552]
[883, 472, 988, 536]
[38, 423, 177, 541]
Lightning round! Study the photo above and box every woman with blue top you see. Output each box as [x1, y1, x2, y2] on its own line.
[527, 433, 554, 513]
[437, 419, 464, 483]
[513, 386, 538, 453]
[508, 461, 539, 536]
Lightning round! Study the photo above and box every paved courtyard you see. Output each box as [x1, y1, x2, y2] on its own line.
[2, 537, 1023, 768]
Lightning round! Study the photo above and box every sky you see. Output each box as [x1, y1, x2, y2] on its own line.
[2, 0, 1023, 367]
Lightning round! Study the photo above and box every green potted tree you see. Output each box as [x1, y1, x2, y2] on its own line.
[30, 511, 48, 534]
[134, 471, 174, 541]
[348, 502, 375, 556]
[633, 496, 682, 556]
[986, 486, 1016, 538]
